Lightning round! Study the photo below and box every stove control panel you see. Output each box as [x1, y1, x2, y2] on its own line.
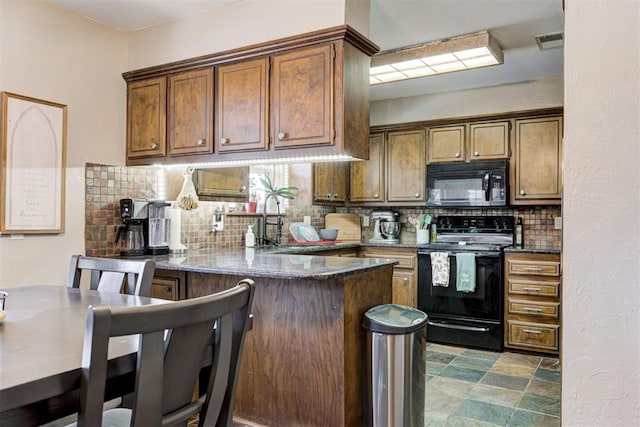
[436, 216, 514, 233]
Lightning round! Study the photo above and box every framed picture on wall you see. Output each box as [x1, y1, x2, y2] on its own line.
[0, 92, 67, 234]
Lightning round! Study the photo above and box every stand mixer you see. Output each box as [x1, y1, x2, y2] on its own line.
[370, 210, 401, 244]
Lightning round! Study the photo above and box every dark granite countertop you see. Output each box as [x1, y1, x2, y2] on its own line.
[148, 248, 398, 280]
[503, 247, 561, 255]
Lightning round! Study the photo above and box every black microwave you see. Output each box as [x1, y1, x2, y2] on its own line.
[426, 160, 508, 208]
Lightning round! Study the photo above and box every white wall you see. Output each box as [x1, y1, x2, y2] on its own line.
[370, 75, 563, 125]
[127, 0, 348, 70]
[0, 1, 127, 286]
[563, 0, 640, 425]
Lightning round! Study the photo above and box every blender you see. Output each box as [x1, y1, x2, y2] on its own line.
[370, 210, 401, 244]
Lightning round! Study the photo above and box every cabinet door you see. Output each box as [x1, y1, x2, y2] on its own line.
[392, 269, 415, 308]
[195, 167, 249, 200]
[272, 44, 333, 148]
[349, 133, 384, 203]
[512, 116, 563, 204]
[216, 58, 269, 152]
[313, 162, 346, 203]
[469, 121, 510, 160]
[428, 125, 465, 163]
[127, 77, 167, 159]
[168, 68, 214, 156]
[387, 129, 426, 202]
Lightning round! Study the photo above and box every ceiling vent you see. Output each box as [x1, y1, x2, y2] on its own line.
[535, 32, 564, 50]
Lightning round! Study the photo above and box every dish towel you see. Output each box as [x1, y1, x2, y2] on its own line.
[430, 252, 450, 287]
[456, 253, 476, 292]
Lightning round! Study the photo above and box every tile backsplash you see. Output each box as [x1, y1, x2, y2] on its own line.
[85, 163, 561, 256]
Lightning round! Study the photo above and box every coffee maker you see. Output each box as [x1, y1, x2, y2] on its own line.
[370, 210, 401, 244]
[147, 200, 171, 255]
[115, 198, 148, 256]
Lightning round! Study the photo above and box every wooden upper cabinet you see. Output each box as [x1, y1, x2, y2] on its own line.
[469, 121, 510, 160]
[272, 44, 334, 148]
[216, 58, 269, 153]
[387, 129, 426, 202]
[127, 77, 167, 159]
[314, 162, 347, 203]
[349, 133, 385, 203]
[168, 68, 214, 156]
[194, 167, 249, 200]
[512, 116, 563, 204]
[428, 125, 465, 163]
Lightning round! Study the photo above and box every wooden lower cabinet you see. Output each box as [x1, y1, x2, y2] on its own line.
[359, 247, 417, 307]
[504, 252, 561, 354]
[151, 269, 186, 301]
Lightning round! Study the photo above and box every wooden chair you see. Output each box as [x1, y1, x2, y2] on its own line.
[73, 278, 255, 427]
[67, 255, 155, 297]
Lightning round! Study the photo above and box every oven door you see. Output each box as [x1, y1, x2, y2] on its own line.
[417, 250, 503, 321]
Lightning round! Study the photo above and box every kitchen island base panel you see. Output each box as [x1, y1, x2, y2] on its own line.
[187, 266, 393, 427]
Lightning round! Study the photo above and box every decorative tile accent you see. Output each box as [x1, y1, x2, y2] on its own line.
[84, 163, 561, 256]
[453, 399, 514, 425]
[467, 384, 524, 408]
[439, 365, 487, 383]
[506, 409, 561, 427]
[338, 206, 562, 250]
[533, 367, 561, 384]
[450, 355, 496, 371]
[517, 393, 561, 417]
[480, 372, 530, 391]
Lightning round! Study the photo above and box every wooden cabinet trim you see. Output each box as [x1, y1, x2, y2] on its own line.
[168, 68, 214, 156]
[272, 44, 334, 149]
[507, 259, 561, 276]
[216, 57, 269, 153]
[127, 77, 167, 159]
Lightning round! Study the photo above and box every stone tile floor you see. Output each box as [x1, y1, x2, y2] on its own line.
[425, 342, 561, 426]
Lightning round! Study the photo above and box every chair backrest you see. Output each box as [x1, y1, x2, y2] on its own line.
[67, 255, 155, 297]
[77, 278, 255, 427]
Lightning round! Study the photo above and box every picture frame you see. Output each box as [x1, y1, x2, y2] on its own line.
[0, 92, 67, 234]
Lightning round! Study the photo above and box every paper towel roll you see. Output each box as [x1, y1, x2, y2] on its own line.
[166, 207, 186, 252]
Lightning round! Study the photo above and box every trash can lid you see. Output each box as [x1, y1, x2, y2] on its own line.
[362, 304, 428, 335]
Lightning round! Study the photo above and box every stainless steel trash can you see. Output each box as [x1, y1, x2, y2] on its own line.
[363, 304, 428, 427]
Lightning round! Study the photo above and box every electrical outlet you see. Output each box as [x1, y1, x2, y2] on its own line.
[554, 216, 562, 230]
[303, 215, 311, 225]
[362, 215, 370, 227]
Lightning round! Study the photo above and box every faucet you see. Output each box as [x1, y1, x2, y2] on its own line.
[260, 193, 283, 246]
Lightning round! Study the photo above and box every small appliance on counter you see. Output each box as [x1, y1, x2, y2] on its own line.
[114, 198, 148, 256]
[370, 210, 401, 244]
[147, 200, 171, 255]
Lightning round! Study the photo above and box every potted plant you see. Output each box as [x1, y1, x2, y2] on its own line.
[258, 174, 297, 215]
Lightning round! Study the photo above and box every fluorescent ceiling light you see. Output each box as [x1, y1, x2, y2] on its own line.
[370, 31, 504, 85]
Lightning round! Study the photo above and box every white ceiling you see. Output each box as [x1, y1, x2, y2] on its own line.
[45, 0, 564, 102]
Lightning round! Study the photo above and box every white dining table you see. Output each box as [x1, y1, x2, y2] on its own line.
[0, 285, 170, 426]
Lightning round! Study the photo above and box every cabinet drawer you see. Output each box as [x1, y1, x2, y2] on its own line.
[508, 320, 559, 351]
[151, 278, 178, 300]
[362, 252, 415, 269]
[507, 259, 560, 276]
[508, 279, 560, 298]
[508, 299, 559, 319]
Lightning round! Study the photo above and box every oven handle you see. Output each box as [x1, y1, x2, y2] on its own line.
[427, 320, 490, 332]
[418, 251, 501, 257]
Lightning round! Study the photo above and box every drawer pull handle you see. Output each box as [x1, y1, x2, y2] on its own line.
[523, 267, 543, 271]
[523, 287, 541, 292]
[523, 307, 542, 312]
[523, 329, 542, 334]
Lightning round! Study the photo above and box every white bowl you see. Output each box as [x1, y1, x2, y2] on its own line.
[319, 228, 338, 241]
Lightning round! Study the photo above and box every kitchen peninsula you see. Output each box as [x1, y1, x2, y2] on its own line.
[149, 249, 396, 426]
